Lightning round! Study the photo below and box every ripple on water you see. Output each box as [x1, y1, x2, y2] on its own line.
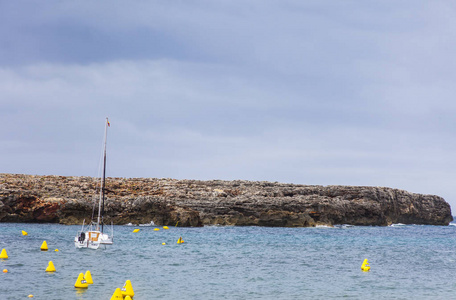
[1, 224, 456, 299]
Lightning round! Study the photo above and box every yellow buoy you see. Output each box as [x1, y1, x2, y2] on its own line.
[2, 269, 7, 273]
[84, 270, 94, 284]
[40, 241, 48, 251]
[177, 236, 184, 244]
[55, 249, 59, 252]
[361, 259, 370, 272]
[0, 249, 8, 259]
[110, 288, 123, 300]
[45, 261, 56, 272]
[121, 280, 135, 298]
[74, 273, 88, 289]
[162, 242, 166, 245]
[28, 295, 33, 298]
[133, 229, 140, 233]
[154, 228, 160, 231]
[163, 226, 169, 229]
[22, 230, 28, 236]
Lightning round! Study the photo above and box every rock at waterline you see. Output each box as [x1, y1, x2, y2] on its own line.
[0, 173, 452, 227]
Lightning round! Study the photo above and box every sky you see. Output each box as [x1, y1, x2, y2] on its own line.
[1, 1, 456, 209]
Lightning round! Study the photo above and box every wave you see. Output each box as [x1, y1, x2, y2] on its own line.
[390, 223, 407, 227]
[334, 224, 355, 229]
[139, 221, 156, 227]
[315, 225, 332, 228]
[125, 221, 156, 226]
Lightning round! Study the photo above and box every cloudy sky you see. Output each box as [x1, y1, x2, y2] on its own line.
[1, 1, 456, 209]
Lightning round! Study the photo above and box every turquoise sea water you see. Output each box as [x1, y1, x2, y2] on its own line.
[1, 223, 456, 299]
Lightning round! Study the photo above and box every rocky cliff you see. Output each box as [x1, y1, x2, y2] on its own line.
[0, 173, 452, 226]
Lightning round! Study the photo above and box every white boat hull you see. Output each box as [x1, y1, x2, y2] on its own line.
[75, 230, 113, 249]
[100, 233, 113, 244]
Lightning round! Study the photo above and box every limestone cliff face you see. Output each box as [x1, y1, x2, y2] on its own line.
[0, 174, 452, 227]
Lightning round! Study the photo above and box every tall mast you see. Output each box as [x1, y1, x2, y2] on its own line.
[97, 117, 109, 232]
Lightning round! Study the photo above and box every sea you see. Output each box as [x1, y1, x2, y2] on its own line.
[1, 222, 456, 300]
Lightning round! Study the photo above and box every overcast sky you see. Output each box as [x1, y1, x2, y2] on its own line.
[1, 1, 456, 210]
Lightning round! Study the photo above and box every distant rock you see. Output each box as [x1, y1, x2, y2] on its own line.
[0, 174, 452, 226]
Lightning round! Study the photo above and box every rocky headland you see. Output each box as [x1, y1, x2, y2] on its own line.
[0, 173, 452, 227]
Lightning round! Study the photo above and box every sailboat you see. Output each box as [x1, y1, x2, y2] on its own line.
[74, 117, 114, 249]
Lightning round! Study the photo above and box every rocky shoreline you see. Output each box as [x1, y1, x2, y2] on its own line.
[0, 173, 452, 227]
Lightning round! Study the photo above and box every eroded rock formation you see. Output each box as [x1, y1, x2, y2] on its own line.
[0, 173, 452, 226]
